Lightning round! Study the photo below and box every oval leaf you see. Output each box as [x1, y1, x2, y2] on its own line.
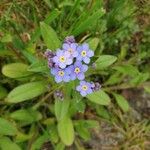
[2, 63, 32, 78]
[0, 85, 8, 99]
[87, 90, 110, 105]
[55, 99, 70, 121]
[28, 60, 48, 73]
[88, 38, 99, 51]
[96, 55, 117, 69]
[10, 108, 42, 123]
[0, 137, 21, 150]
[0, 118, 17, 136]
[40, 22, 61, 50]
[6, 81, 47, 103]
[113, 93, 129, 112]
[58, 116, 74, 146]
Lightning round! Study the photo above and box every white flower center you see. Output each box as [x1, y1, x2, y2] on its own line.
[74, 67, 80, 74]
[81, 50, 86, 57]
[59, 56, 66, 62]
[58, 71, 64, 76]
[82, 85, 88, 91]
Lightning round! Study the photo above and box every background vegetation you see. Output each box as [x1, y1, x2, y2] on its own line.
[0, 0, 150, 149]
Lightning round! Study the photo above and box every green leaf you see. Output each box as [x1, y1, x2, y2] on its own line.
[55, 99, 70, 121]
[55, 142, 65, 150]
[72, 9, 105, 36]
[6, 81, 47, 103]
[105, 72, 122, 85]
[96, 106, 110, 119]
[88, 38, 99, 51]
[28, 60, 48, 73]
[58, 116, 74, 146]
[113, 93, 129, 112]
[31, 133, 49, 150]
[1, 33, 12, 43]
[87, 90, 110, 105]
[0, 49, 14, 57]
[130, 72, 149, 85]
[0, 137, 21, 150]
[0, 85, 8, 99]
[0, 118, 17, 136]
[67, 0, 80, 20]
[114, 64, 139, 77]
[2, 63, 32, 78]
[74, 120, 99, 141]
[75, 123, 90, 141]
[40, 22, 61, 50]
[69, 98, 85, 116]
[15, 132, 33, 143]
[95, 55, 117, 69]
[29, 9, 60, 44]
[83, 120, 99, 129]
[10, 108, 42, 123]
[48, 124, 59, 143]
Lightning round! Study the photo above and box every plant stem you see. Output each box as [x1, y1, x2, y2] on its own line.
[32, 85, 62, 110]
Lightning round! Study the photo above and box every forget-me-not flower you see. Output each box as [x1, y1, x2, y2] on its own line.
[69, 61, 88, 80]
[51, 67, 71, 83]
[63, 43, 78, 58]
[53, 49, 73, 69]
[77, 43, 94, 64]
[76, 81, 94, 96]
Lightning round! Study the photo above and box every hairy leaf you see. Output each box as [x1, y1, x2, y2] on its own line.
[6, 81, 47, 103]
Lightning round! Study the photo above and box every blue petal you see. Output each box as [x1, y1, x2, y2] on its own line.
[76, 85, 81, 91]
[87, 50, 94, 57]
[83, 57, 90, 64]
[82, 43, 89, 50]
[63, 43, 69, 50]
[77, 73, 85, 80]
[63, 75, 70, 82]
[80, 91, 87, 97]
[55, 76, 62, 83]
[59, 63, 66, 69]
[82, 65, 88, 72]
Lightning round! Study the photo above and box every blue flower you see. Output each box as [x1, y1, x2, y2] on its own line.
[77, 43, 94, 64]
[76, 81, 94, 96]
[53, 49, 73, 69]
[68, 61, 88, 80]
[63, 43, 78, 58]
[51, 67, 71, 83]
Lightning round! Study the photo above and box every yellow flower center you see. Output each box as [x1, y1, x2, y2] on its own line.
[81, 50, 86, 57]
[68, 48, 73, 54]
[59, 56, 65, 62]
[58, 71, 64, 76]
[82, 85, 88, 91]
[74, 67, 80, 74]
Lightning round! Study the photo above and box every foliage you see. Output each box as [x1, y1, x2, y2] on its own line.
[0, 0, 149, 149]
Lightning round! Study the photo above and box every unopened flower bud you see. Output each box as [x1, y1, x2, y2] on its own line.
[64, 36, 75, 44]
[92, 82, 101, 92]
[44, 49, 55, 58]
[54, 90, 64, 100]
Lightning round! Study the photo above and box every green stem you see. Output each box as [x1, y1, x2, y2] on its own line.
[32, 85, 63, 110]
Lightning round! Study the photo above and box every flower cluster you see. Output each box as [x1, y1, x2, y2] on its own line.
[45, 36, 101, 96]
